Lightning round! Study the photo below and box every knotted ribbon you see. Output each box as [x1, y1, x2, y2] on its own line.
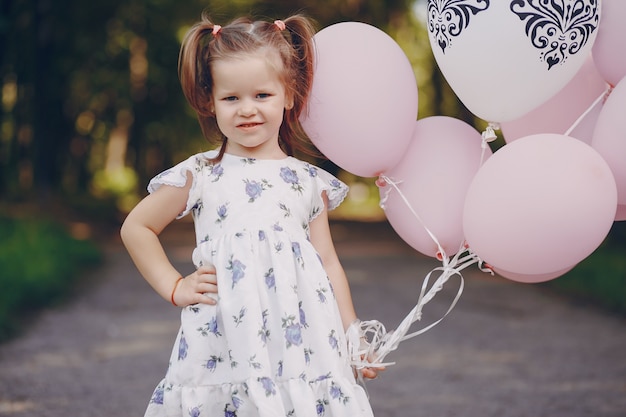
[348, 174, 493, 374]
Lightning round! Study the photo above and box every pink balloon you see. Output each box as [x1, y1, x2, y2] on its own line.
[463, 134, 617, 276]
[380, 116, 489, 258]
[592, 76, 626, 205]
[493, 266, 574, 284]
[592, 0, 626, 86]
[300, 22, 418, 177]
[501, 57, 608, 144]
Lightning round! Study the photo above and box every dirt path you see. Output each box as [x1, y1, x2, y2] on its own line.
[0, 221, 624, 416]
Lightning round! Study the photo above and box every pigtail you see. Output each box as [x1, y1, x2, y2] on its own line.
[178, 14, 222, 145]
[277, 15, 321, 159]
[281, 15, 316, 118]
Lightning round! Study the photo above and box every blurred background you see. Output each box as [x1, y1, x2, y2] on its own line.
[0, 0, 478, 222]
[0, 0, 623, 342]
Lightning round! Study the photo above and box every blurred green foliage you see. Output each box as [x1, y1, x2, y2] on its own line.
[0, 0, 472, 214]
[0, 215, 102, 341]
[543, 221, 626, 315]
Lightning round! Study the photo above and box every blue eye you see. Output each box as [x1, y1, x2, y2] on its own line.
[223, 96, 237, 102]
[257, 93, 271, 99]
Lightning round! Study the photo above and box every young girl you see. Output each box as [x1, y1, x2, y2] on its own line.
[121, 13, 379, 417]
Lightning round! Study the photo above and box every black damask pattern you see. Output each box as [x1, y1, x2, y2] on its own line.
[428, 0, 491, 54]
[510, 0, 599, 69]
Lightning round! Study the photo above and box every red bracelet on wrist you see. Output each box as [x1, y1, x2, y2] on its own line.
[170, 276, 184, 306]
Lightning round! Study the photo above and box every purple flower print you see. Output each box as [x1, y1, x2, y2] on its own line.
[265, 268, 276, 291]
[258, 377, 277, 397]
[244, 179, 271, 202]
[292, 242, 304, 268]
[208, 316, 220, 335]
[231, 392, 243, 409]
[304, 164, 318, 178]
[316, 398, 329, 416]
[205, 354, 223, 372]
[216, 204, 228, 224]
[328, 330, 339, 351]
[299, 301, 308, 328]
[292, 242, 302, 258]
[277, 360, 284, 377]
[280, 166, 304, 193]
[316, 287, 328, 303]
[314, 372, 332, 383]
[285, 323, 302, 347]
[245, 180, 263, 201]
[272, 222, 283, 231]
[197, 316, 222, 337]
[258, 230, 266, 241]
[224, 404, 238, 417]
[330, 179, 346, 198]
[178, 333, 188, 360]
[282, 315, 303, 347]
[329, 178, 341, 189]
[227, 257, 246, 289]
[330, 382, 350, 404]
[150, 384, 164, 404]
[209, 317, 222, 336]
[189, 406, 201, 417]
[280, 166, 298, 184]
[209, 163, 224, 182]
[304, 348, 313, 365]
[192, 200, 204, 217]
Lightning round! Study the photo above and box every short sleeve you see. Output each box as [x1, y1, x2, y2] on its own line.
[147, 153, 205, 219]
[312, 167, 349, 212]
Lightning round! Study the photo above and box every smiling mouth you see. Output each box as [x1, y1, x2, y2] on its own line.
[238, 123, 261, 128]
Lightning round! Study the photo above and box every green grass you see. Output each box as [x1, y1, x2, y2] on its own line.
[0, 216, 102, 341]
[542, 233, 626, 315]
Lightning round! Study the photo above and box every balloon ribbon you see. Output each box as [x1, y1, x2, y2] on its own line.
[348, 175, 493, 372]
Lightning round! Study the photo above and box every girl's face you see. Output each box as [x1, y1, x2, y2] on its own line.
[211, 51, 292, 159]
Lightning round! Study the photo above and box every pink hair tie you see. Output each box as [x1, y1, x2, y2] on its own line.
[274, 20, 286, 31]
[212, 25, 222, 36]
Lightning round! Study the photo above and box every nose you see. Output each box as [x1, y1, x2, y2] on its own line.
[237, 99, 257, 117]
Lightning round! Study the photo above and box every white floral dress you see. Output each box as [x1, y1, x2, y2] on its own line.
[145, 151, 373, 417]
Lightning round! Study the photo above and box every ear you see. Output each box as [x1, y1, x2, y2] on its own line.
[284, 92, 294, 110]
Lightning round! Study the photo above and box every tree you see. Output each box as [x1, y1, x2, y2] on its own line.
[0, 0, 469, 216]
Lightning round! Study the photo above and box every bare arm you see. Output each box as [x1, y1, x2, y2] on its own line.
[120, 172, 216, 306]
[309, 194, 357, 331]
[309, 193, 384, 379]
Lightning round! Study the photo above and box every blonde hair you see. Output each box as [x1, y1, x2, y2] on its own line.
[178, 13, 318, 160]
